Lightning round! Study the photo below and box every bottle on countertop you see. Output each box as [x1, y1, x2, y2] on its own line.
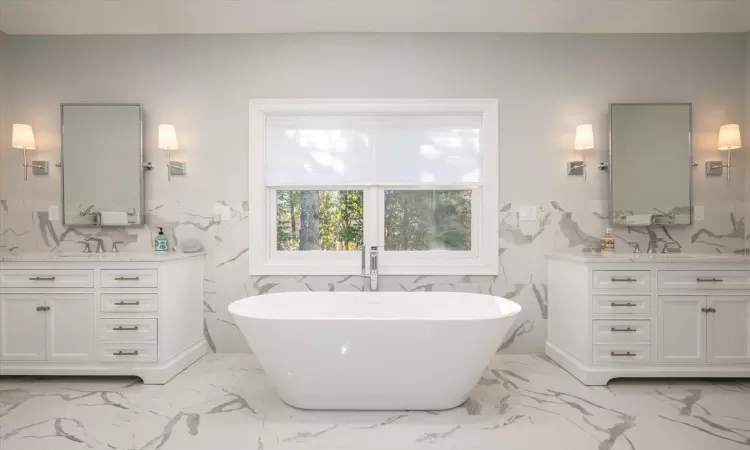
[154, 227, 169, 255]
[601, 228, 615, 253]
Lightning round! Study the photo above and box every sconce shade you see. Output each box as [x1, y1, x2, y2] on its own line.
[12, 124, 36, 149]
[718, 124, 741, 150]
[574, 124, 594, 150]
[158, 124, 179, 150]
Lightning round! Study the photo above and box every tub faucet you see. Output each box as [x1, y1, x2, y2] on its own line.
[361, 246, 379, 291]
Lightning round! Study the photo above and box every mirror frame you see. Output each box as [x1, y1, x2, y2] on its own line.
[60, 103, 145, 226]
[607, 102, 693, 227]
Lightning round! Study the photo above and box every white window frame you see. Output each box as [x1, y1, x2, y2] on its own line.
[249, 99, 498, 276]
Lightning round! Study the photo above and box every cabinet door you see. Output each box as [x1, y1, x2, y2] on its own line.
[707, 296, 750, 364]
[657, 296, 706, 364]
[0, 294, 46, 361]
[46, 294, 94, 362]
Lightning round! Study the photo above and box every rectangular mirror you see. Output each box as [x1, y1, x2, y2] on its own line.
[609, 103, 692, 226]
[61, 104, 144, 226]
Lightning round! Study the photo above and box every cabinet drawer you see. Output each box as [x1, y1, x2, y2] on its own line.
[593, 344, 651, 364]
[101, 269, 158, 288]
[98, 318, 157, 342]
[593, 295, 651, 315]
[100, 293, 158, 313]
[0, 269, 94, 288]
[593, 271, 651, 290]
[97, 343, 157, 363]
[658, 271, 750, 290]
[593, 319, 651, 342]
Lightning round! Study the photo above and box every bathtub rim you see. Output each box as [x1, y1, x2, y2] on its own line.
[228, 291, 522, 321]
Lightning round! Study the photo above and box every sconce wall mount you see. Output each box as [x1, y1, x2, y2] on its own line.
[706, 124, 741, 180]
[568, 124, 594, 180]
[12, 124, 48, 181]
[158, 124, 186, 181]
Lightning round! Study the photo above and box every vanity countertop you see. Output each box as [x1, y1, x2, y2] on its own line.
[546, 251, 750, 264]
[0, 252, 206, 263]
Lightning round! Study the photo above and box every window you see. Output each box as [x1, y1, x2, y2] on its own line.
[384, 190, 472, 251]
[249, 100, 498, 275]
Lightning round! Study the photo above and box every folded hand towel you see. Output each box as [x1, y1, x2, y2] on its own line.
[99, 211, 129, 226]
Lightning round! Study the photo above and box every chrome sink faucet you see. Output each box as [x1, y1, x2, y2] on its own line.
[647, 237, 669, 254]
[85, 236, 106, 253]
[361, 246, 379, 291]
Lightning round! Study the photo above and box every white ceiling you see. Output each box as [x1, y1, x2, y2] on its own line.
[1, 0, 749, 35]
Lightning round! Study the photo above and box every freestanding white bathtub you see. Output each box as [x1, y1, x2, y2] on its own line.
[229, 291, 521, 410]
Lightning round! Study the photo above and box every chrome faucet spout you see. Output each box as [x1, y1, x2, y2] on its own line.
[369, 246, 379, 291]
[359, 245, 380, 291]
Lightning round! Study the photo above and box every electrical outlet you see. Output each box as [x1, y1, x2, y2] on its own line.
[694, 206, 704, 221]
[519, 205, 537, 221]
[48, 205, 59, 221]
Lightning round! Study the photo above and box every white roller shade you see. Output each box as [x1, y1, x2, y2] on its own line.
[265, 114, 482, 186]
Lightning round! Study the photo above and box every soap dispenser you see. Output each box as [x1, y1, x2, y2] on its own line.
[154, 227, 169, 255]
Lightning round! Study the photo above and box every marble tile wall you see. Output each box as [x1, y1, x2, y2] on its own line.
[0, 33, 747, 353]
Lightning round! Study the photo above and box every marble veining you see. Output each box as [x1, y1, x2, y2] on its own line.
[2, 354, 749, 449]
[1, 197, 746, 354]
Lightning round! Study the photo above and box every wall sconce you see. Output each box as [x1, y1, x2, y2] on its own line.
[12, 124, 48, 181]
[568, 124, 594, 180]
[158, 124, 186, 181]
[706, 124, 741, 180]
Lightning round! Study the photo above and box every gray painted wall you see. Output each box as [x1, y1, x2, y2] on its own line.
[745, 31, 750, 254]
[0, 33, 747, 353]
[0, 31, 8, 203]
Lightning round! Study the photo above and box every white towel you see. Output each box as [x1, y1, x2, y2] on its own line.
[624, 214, 652, 226]
[99, 211, 129, 226]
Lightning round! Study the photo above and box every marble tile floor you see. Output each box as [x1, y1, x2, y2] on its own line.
[1, 354, 749, 450]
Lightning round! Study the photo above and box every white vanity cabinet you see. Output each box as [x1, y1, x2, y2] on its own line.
[546, 253, 750, 385]
[0, 253, 207, 384]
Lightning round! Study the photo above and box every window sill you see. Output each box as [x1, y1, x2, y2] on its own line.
[251, 261, 498, 276]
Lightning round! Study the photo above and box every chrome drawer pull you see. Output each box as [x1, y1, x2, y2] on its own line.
[611, 302, 637, 307]
[611, 351, 636, 357]
[114, 301, 140, 306]
[29, 276, 55, 281]
[696, 277, 723, 283]
[611, 327, 636, 332]
[113, 326, 139, 331]
[611, 277, 637, 282]
[113, 350, 139, 356]
[114, 276, 140, 281]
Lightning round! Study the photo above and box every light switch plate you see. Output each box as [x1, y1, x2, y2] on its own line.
[694, 206, 704, 221]
[48, 205, 59, 221]
[214, 204, 232, 221]
[519, 205, 537, 221]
